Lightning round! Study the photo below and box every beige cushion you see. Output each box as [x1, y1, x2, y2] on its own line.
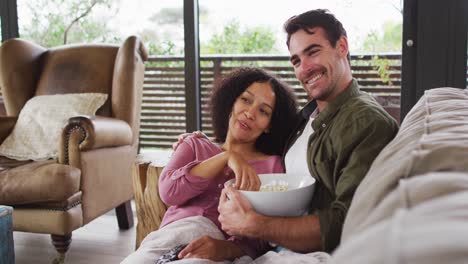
[360, 172, 468, 228]
[0, 93, 107, 161]
[333, 188, 468, 264]
[342, 87, 468, 240]
[0, 157, 81, 205]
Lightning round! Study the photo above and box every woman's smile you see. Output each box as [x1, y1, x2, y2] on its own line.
[237, 120, 251, 131]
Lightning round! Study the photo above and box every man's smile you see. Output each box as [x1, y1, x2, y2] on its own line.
[305, 70, 326, 86]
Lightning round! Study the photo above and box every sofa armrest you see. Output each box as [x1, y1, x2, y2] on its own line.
[0, 117, 17, 144]
[59, 115, 132, 165]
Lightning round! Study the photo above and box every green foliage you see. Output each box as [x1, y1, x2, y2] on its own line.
[20, 0, 120, 47]
[201, 20, 278, 55]
[144, 41, 183, 68]
[357, 21, 402, 84]
[19, 2, 277, 56]
[148, 41, 177, 55]
[361, 21, 402, 53]
[372, 56, 393, 85]
[138, 29, 178, 56]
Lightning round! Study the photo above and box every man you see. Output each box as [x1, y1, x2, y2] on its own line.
[218, 9, 399, 253]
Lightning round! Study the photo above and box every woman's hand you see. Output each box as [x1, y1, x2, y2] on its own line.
[227, 152, 261, 191]
[178, 236, 243, 261]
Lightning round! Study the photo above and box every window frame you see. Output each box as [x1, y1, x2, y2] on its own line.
[0, 0, 19, 42]
[401, 0, 468, 119]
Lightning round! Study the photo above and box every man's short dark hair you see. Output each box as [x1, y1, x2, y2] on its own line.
[284, 9, 350, 62]
[210, 67, 298, 155]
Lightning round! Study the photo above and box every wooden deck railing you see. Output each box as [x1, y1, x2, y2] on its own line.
[141, 54, 402, 150]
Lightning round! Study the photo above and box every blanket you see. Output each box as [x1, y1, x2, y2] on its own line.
[121, 215, 331, 264]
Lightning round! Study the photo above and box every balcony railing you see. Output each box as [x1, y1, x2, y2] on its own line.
[141, 53, 402, 150]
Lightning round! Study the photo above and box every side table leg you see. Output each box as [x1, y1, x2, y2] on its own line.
[133, 162, 149, 249]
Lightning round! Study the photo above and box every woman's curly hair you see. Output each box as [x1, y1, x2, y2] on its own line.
[210, 67, 298, 155]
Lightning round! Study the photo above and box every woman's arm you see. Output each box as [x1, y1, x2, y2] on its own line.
[159, 139, 211, 205]
[159, 138, 261, 205]
[189, 150, 261, 191]
[188, 150, 231, 179]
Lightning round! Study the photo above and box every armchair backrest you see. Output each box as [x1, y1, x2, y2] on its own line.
[0, 36, 148, 147]
[35, 45, 118, 116]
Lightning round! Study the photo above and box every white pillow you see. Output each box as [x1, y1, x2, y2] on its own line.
[0, 93, 108, 161]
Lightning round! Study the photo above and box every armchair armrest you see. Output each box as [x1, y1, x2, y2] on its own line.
[59, 115, 132, 165]
[0, 117, 17, 144]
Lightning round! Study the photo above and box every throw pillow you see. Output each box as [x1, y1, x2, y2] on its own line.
[0, 93, 108, 161]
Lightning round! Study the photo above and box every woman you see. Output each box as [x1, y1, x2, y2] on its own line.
[122, 67, 298, 263]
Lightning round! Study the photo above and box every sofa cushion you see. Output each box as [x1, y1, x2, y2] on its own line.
[0, 156, 81, 205]
[353, 171, 468, 232]
[341, 87, 468, 240]
[0, 93, 107, 161]
[333, 187, 468, 264]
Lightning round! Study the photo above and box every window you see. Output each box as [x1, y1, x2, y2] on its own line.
[198, 0, 403, 55]
[5, 0, 468, 150]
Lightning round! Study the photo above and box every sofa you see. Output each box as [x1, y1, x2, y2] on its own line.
[332, 87, 468, 263]
[134, 87, 468, 263]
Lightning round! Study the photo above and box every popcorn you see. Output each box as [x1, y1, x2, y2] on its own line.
[259, 180, 289, 192]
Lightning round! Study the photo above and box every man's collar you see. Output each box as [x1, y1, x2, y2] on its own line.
[318, 78, 360, 118]
[301, 100, 317, 119]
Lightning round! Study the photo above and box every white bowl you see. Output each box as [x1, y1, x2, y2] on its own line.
[224, 173, 315, 217]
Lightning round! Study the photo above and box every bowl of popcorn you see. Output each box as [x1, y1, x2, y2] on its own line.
[224, 173, 315, 217]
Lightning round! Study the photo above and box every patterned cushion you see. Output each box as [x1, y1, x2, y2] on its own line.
[0, 93, 107, 161]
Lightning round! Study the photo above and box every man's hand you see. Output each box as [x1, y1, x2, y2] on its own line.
[220, 187, 322, 252]
[218, 186, 257, 237]
[178, 235, 242, 261]
[172, 131, 207, 150]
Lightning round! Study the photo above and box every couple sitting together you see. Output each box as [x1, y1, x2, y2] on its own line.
[123, 9, 398, 264]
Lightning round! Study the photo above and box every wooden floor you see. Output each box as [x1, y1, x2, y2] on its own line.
[13, 213, 137, 264]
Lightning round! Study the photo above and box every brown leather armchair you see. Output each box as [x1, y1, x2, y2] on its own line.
[0, 36, 148, 256]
